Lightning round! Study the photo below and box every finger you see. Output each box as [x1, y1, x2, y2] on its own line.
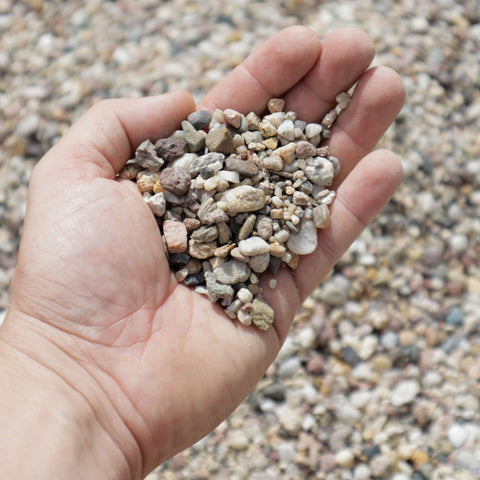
[261, 149, 403, 342]
[198, 25, 321, 114]
[329, 66, 406, 186]
[283, 27, 376, 122]
[40, 91, 195, 180]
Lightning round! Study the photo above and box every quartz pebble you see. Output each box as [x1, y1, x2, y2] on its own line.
[123, 98, 348, 329]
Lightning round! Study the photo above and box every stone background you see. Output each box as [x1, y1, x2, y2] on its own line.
[1, 0, 479, 479]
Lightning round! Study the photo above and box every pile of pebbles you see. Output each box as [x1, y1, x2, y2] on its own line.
[120, 95, 350, 329]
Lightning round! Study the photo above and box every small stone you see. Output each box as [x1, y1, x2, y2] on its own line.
[370, 454, 394, 478]
[205, 127, 235, 154]
[447, 423, 467, 448]
[313, 204, 330, 229]
[238, 214, 257, 240]
[255, 216, 273, 240]
[155, 137, 187, 162]
[213, 243, 235, 258]
[261, 156, 283, 171]
[135, 139, 163, 170]
[197, 197, 229, 225]
[276, 142, 297, 164]
[205, 271, 234, 300]
[213, 260, 251, 284]
[237, 309, 252, 326]
[228, 430, 249, 450]
[188, 239, 217, 259]
[306, 354, 324, 374]
[269, 241, 286, 258]
[319, 453, 336, 472]
[187, 110, 212, 130]
[225, 156, 259, 177]
[246, 111, 261, 130]
[252, 298, 274, 330]
[183, 218, 201, 231]
[292, 191, 310, 206]
[262, 137, 278, 150]
[336, 92, 351, 109]
[190, 225, 218, 243]
[295, 140, 317, 159]
[277, 119, 295, 141]
[268, 98, 285, 113]
[225, 185, 266, 213]
[230, 247, 249, 263]
[287, 220, 318, 254]
[278, 357, 302, 378]
[181, 120, 205, 152]
[248, 252, 270, 273]
[237, 288, 253, 303]
[335, 448, 355, 468]
[159, 167, 191, 196]
[168, 253, 190, 266]
[223, 108, 243, 129]
[163, 220, 188, 254]
[391, 379, 420, 406]
[238, 237, 271, 256]
[146, 192, 166, 217]
[322, 109, 337, 128]
[354, 464, 372, 480]
[217, 221, 232, 244]
[305, 123, 322, 138]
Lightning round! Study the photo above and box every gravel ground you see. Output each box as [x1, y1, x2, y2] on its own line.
[1, 0, 480, 479]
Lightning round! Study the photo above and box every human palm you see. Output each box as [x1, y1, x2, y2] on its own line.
[5, 26, 405, 477]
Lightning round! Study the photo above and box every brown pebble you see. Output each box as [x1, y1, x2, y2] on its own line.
[183, 218, 201, 231]
[159, 167, 191, 196]
[188, 239, 217, 259]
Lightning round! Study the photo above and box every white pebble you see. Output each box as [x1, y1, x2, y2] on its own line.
[238, 237, 270, 256]
[448, 423, 468, 448]
[391, 380, 420, 406]
[287, 220, 318, 254]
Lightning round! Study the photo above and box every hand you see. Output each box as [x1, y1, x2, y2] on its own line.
[0, 26, 405, 479]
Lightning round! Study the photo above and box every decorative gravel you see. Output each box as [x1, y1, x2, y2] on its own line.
[1, 0, 480, 479]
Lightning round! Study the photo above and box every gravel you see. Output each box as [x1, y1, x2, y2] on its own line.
[2, 0, 480, 478]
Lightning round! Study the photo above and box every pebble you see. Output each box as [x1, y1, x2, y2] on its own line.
[238, 237, 270, 256]
[213, 260, 250, 285]
[205, 127, 234, 154]
[447, 423, 468, 448]
[391, 380, 420, 406]
[159, 167, 191, 196]
[162, 220, 188, 254]
[187, 110, 212, 130]
[287, 220, 318, 254]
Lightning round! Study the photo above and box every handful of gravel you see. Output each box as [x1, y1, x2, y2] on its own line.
[120, 94, 351, 330]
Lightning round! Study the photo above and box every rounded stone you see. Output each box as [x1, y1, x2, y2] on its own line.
[238, 237, 270, 256]
[159, 166, 191, 196]
[225, 185, 266, 213]
[287, 220, 318, 254]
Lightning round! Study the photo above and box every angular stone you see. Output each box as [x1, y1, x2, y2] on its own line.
[230, 247, 249, 263]
[313, 204, 330, 229]
[135, 139, 163, 170]
[292, 191, 310, 206]
[262, 156, 283, 171]
[322, 109, 337, 128]
[155, 137, 187, 162]
[188, 239, 217, 259]
[190, 225, 218, 243]
[255, 215, 273, 240]
[225, 156, 259, 177]
[277, 119, 295, 141]
[238, 236, 270, 256]
[268, 98, 285, 113]
[145, 192, 166, 217]
[252, 299, 274, 330]
[223, 108, 243, 129]
[205, 271, 234, 300]
[213, 260, 251, 284]
[183, 217, 201, 231]
[287, 220, 318, 255]
[216, 221, 231, 244]
[305, 123, 323, 138]
[295, 140, 317, 159]
[163, 220, 188, 254]
[224, 185, 266, 213]
[259, 120, 277, 137]
[187, 110, 212, 130]
[159, 166, 191, 195]
[205, 127, 234, 154]
[181, 120, 205, 152]
[276, 142, 297, 164]
[197, 197, 229, 225]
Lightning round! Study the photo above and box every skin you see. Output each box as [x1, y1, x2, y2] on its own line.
[0, 26, 405, 479]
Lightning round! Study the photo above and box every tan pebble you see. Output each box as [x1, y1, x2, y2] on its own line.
[153, 181, 164, 194]
[175, 268, 189, 282]
[163, 220, 188, 254]
[336, 92, 351, 109]
[209, 256, 224, 270]
[268, 98, 285, 113]
[398, 329, 417, 346]
[137, 171, 161, 192]
[248, 284, 262, 296]
[262, 137, 278, 150]
[276, 142, 297, 164]
[183, 218, 201, 231]
[262, 156, 283, 171]
[214, 243, 235, 258]
[313, 204, 330, 229]
[248, 252, 270, 273]
[373, 354, 393, 371]
[410, 451, 429, 469]
[224, 185, 266, 213]
[322, 109, 337, 128]
[237, 288, 253, 303]
[217, 221, 232, 244]
[269, 240, 286, 258]
[259, 119, 278, 137]
[238, 214, 257, 240]
[270, 208, 284, 220]
[283, 251, 300, 269]
[188, 239, 217, 259]
[205, 127, 234, 155]
[252, 298, 274, 330]
[119, 162, 142, 179]
[237, 309, 252, 326]
[285, 185, 295, 195]
[245, 111, 261, 130]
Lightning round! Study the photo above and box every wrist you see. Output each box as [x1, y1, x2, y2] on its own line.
[0, 309, 141, 480]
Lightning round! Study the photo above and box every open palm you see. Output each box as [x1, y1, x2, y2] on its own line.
[6, 26, 405, 477]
